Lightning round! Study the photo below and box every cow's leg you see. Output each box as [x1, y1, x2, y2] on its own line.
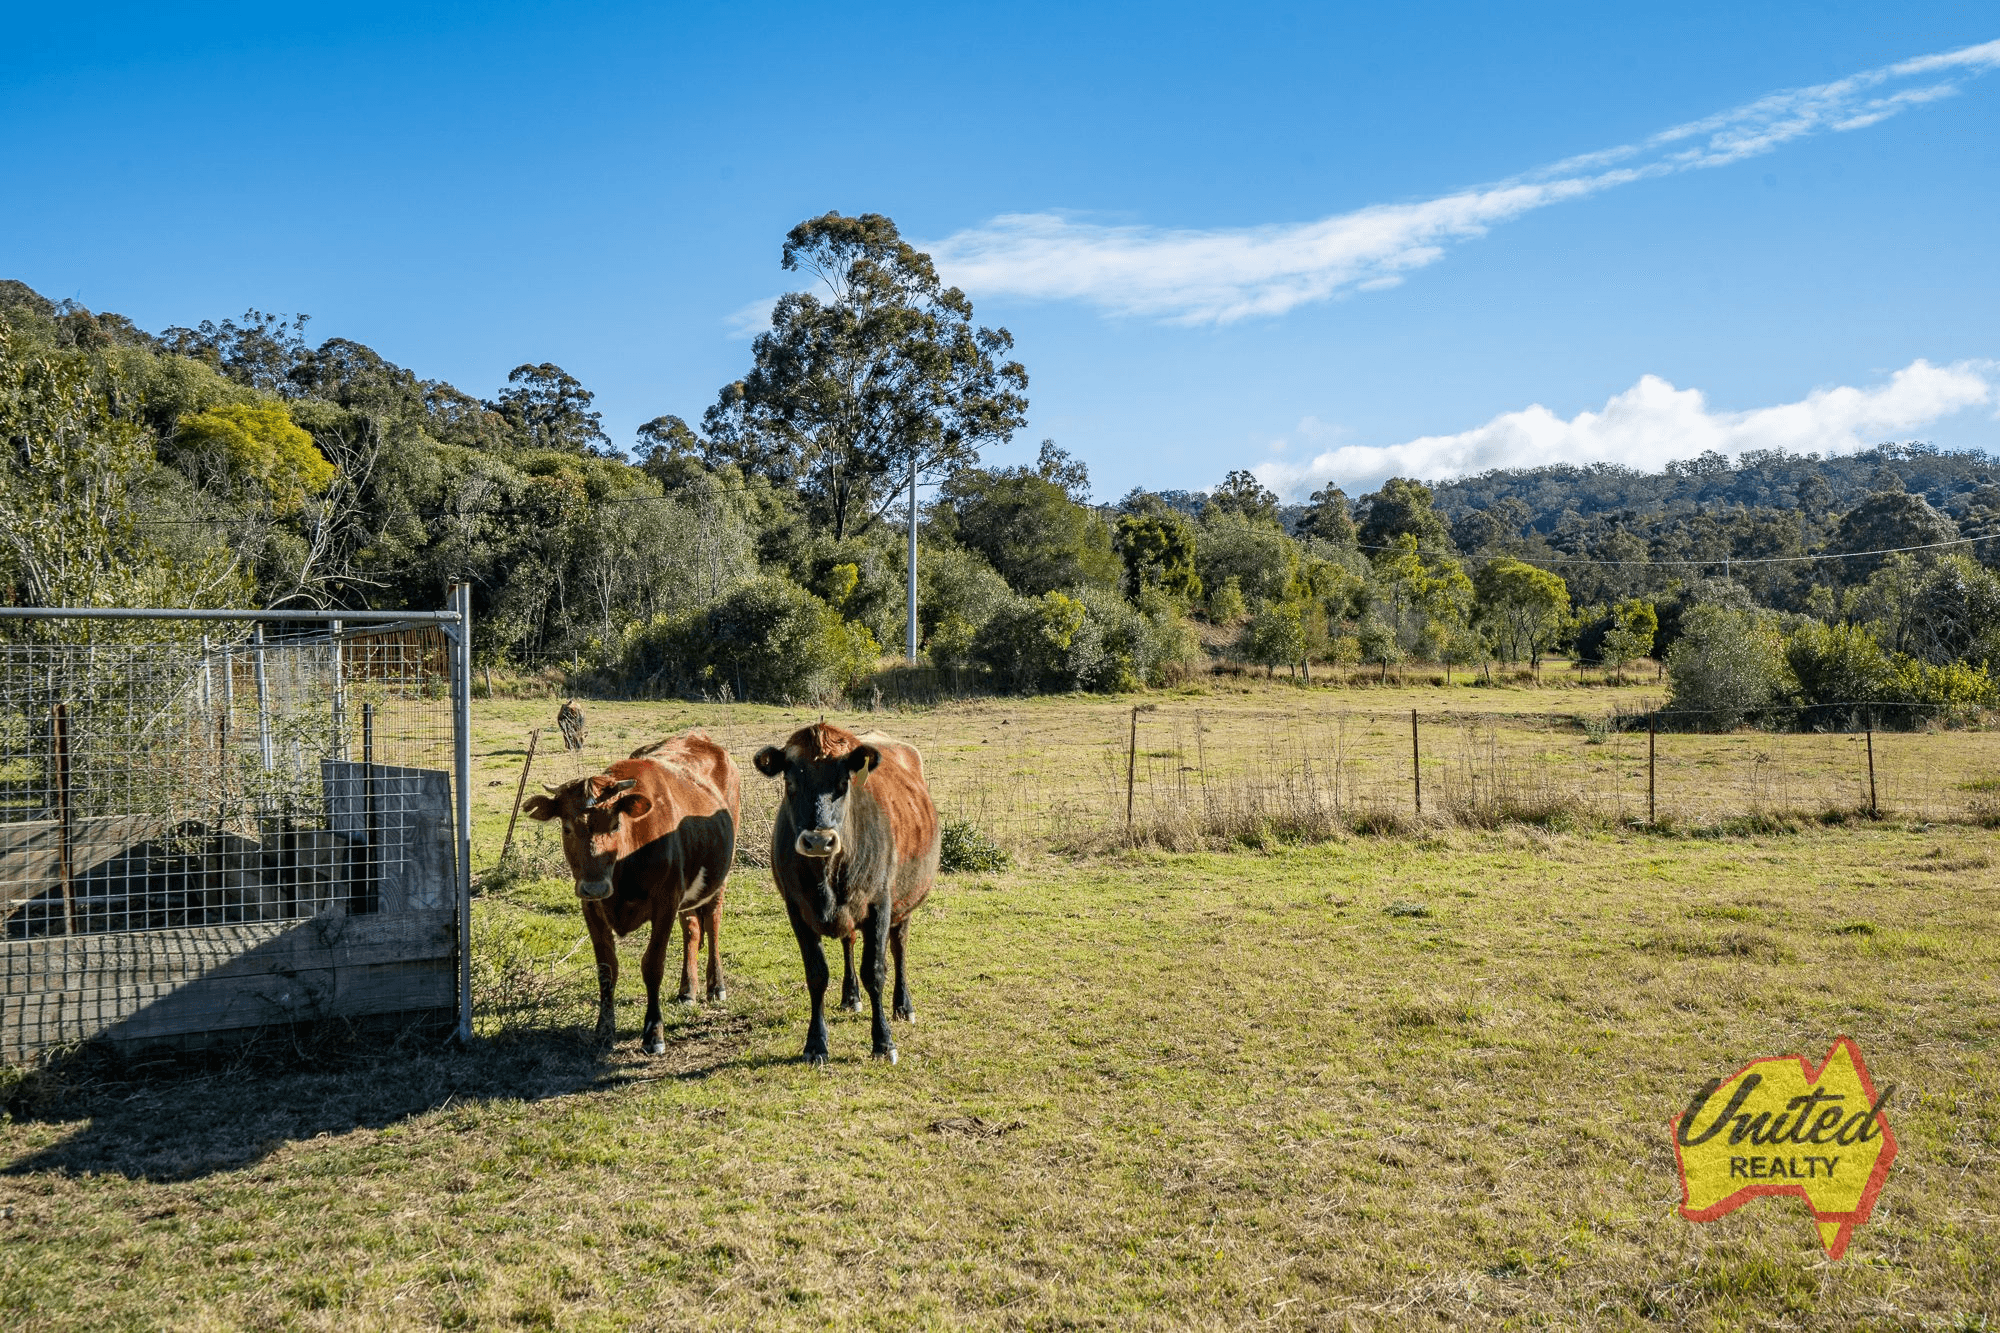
[584, 907, 619, 1046]
[676, 912, 700, 1003]
[639, 913, 675, 1055]
[890, 917, 914, 1023]
[862, 893, 896, 1063]
[703, 900, 725, 1002]
[785, 898, 831, 1065]
[838, 930, 862, 1012]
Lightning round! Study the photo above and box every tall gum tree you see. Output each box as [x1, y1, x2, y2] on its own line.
[703, 212, 1028, 540]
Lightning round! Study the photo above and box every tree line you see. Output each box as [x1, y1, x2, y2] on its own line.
[4, 211, 1998, 723]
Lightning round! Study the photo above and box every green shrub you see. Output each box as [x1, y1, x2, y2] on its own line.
[1785, 620, 1894, 724]
[938, 818, 1010, 872]
[619, 575, 875, 703]
[1666, 604, 1788, 729]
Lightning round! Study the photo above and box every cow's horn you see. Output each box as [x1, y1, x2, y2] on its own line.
[541, 783, 566, 794]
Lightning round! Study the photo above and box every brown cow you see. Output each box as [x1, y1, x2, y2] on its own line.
[753, 723, 939, 1064]
[523, 731, 738, 1053]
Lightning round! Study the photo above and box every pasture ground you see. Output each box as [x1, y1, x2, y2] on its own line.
[3, 758, 1997, 1327]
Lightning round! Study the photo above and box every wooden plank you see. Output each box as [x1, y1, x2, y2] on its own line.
[0, 908, 456, 995]
[325, 761, 456, 913]
[1, 815, 172, 913]
[0, 952, 457, 1055]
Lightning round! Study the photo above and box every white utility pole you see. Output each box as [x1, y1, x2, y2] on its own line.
[907, 453, 919, 661]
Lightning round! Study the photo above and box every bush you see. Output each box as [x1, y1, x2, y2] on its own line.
[1784, 621, 1895, 725]
[619, 575, 876, 703]
[916, 541, 1015, 652]
[1239, 600, 1305, 676]
[1665, 604, 1788, 728]
[971, 586, 1193, 693]
[1205, 576, 1247, 625]
[973, 591, 1088, 693]
[938, 818, 1010, 872]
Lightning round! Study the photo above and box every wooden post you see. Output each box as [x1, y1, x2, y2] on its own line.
[501, 728, 541, 863]
[1866, 718, 1877, 817]
[1126, 705, 1140, 832]
[52, 702, 76, 935]
[1648, 710, 1657, 825]
[1411, 707, 1422, 815]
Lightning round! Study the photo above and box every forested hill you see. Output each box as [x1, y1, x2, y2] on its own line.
[1422, 445, 1998, 528]
[7, 246, 2000, 720]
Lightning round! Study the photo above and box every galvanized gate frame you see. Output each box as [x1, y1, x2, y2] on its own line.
[0, 585, 476, 1044]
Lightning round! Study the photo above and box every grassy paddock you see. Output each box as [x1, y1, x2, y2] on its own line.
[470, 683, 1999, 869]
[5, 821, 1999, 1327]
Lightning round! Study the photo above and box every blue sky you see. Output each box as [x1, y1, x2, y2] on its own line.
[7, 2, 1998, 499]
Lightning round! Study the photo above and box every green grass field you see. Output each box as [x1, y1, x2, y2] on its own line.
[3, 687, 1998, 1328]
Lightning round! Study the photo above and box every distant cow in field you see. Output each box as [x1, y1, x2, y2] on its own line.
[754, 723, 940, 1064]
[523, 731, 737, 1053]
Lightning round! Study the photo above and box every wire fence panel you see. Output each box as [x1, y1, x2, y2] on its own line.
[0, 614, 465, 1060]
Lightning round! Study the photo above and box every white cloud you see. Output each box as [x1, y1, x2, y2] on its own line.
[1253, 358, 1999, 498]
[722, 295, 780, 339]
[928, 39, 2000, 323]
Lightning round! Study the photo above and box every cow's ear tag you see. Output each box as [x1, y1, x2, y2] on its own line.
[846, 746, 880, 784]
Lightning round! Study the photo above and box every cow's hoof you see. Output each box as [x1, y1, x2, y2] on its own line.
[838, 997, 862, 1014]
[895, 1008, 916, 1024]
[708, 988, 728, 1004]
[872, 1047, 899, 1064]
[673, 994, 696, 1007]
[593, 1023, 616, 1046]
[803, 1050, 829, 1067]
[644, 1037, 666, 1056]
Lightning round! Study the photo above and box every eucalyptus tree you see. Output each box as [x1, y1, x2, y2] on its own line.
[703, 212, 1029, 540]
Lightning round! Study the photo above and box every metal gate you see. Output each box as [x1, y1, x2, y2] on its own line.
[0, 586, 473, 1059]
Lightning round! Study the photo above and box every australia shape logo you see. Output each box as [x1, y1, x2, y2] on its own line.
[1672, 1036, 1897, 1258]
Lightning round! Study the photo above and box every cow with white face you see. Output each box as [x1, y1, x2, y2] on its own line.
[523, 731, 738, 1053]
[754, 722, 939, 1065]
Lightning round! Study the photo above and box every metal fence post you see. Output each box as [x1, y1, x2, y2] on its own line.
[1866, 717, 1878, 817]
[450, 581, 475, 1043]
[1126, 705, 1140, 833]
[52, 702, 75, 935]
[1411, 708, 1422, 815]
[253, 625, 274, 774]
[1648, 711, 1657, 825]
[501, 728, 540, 864]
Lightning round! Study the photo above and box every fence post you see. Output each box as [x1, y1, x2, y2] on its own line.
[1126, 705, 1140, 833]
[1648, 710, 1657, 825]
[1411, 707, 1421, 815]
[52, 702, 75, 936]
[449, 581, 475, 1043]
[1866, 717, 1878, 817]
[253, 624, 274, 774]
[361, 700, 378, 912]
[330, 620, 346, 760]
[501, 728, 541, 864]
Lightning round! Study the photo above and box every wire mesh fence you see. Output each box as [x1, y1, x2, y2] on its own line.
[508, 692, 1997, 868]
[0, 604, 471, 1061]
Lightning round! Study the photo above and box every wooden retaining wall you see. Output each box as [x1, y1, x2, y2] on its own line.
[0, 763, 458, 1060]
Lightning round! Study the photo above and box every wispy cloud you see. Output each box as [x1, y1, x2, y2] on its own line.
[928, 39, 2000, 323]
[723, 294, 779, 339]
[1252, 359, 1999, 498]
